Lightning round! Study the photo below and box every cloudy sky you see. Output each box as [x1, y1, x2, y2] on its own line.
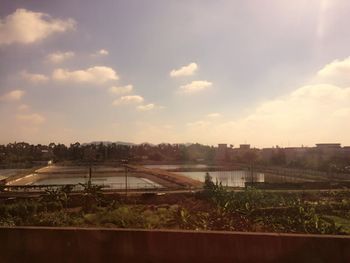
[1, 0, 350, 147]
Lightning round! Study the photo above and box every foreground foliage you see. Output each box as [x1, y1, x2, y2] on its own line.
[0, 180, 349, 234]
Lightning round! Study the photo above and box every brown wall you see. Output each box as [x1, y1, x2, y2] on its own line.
[0, 227, 350, 263]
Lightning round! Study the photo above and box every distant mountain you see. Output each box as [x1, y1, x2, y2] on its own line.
[114, 141, 136, 146]
[139, 142, 155, 146]
[82, 141, 136, 146]
[158, 142, 194, 146]
[82, 141, 194, 146]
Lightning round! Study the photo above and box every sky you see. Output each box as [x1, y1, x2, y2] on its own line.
[1, 0, 350, 147]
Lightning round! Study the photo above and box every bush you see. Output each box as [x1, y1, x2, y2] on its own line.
[200, 181, 344, 234]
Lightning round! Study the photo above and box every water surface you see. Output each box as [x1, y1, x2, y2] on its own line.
[33, 176, 162, 189]
[177, 170, 264, 187]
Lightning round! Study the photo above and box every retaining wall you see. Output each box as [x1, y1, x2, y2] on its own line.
[0, 227, 350, 263]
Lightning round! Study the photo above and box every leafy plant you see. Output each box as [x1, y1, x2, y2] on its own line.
[40, 185, 73, 209]
[79, 182, 104, 212]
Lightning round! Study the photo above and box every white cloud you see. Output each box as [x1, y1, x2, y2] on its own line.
[207, 113, 221, 118]
[97, 49, 109, 56]
[187, 121, 210, 128]
[206, 84, 350, 146]
[178, 57, 350, 146]
[109, 85, 133, 95]
[137, 103, 155, 111]
[52, 66, 119, 84]
[137, 103, 164, 111]
[112, 95, 144, 106]
[47, 51, 75, 63]
[170, 62, 198, 77]
[18, 104, 29, 111]
[178, 80, 212, 94]
[91, 49, 109, 57]
[21, 71, 49, 84]
[0, 90, 25, 102]
[316, 57, 350, 86]
[223, 84, 350, 144]
[16, 113, 45, 124]
[0, 9, 75, 45]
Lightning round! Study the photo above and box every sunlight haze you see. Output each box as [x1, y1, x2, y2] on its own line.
[1, 0, 350, 147]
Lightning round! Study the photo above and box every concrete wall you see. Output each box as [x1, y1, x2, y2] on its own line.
[1, 227, 350, 263]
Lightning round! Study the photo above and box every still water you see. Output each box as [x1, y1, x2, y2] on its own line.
[33, 176, 163, 189]
[177, 171, 264, 188]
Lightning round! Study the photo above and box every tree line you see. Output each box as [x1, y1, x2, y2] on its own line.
[0, 142, 216, 167]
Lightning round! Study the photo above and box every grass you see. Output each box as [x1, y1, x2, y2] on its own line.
[83, 205, 179, 229]
[323, 215, 350, 234]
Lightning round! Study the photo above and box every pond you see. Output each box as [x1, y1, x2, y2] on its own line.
[33, 176, 163, 189]
[176, 170, 264, 188]
[177, 169, 311, 187]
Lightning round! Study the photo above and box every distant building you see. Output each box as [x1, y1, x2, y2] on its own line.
[230, 144, 258, 162]
[284, 147, 308, 164]
[239, 144, 250, 150]
[315, 143, 341, 149]
[342, 147, 350, 154]
[261, 148, 274, 162]
[315, 143, 342, 159]
[217, 142, 349, 166]
[216, 144, 228, 161]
